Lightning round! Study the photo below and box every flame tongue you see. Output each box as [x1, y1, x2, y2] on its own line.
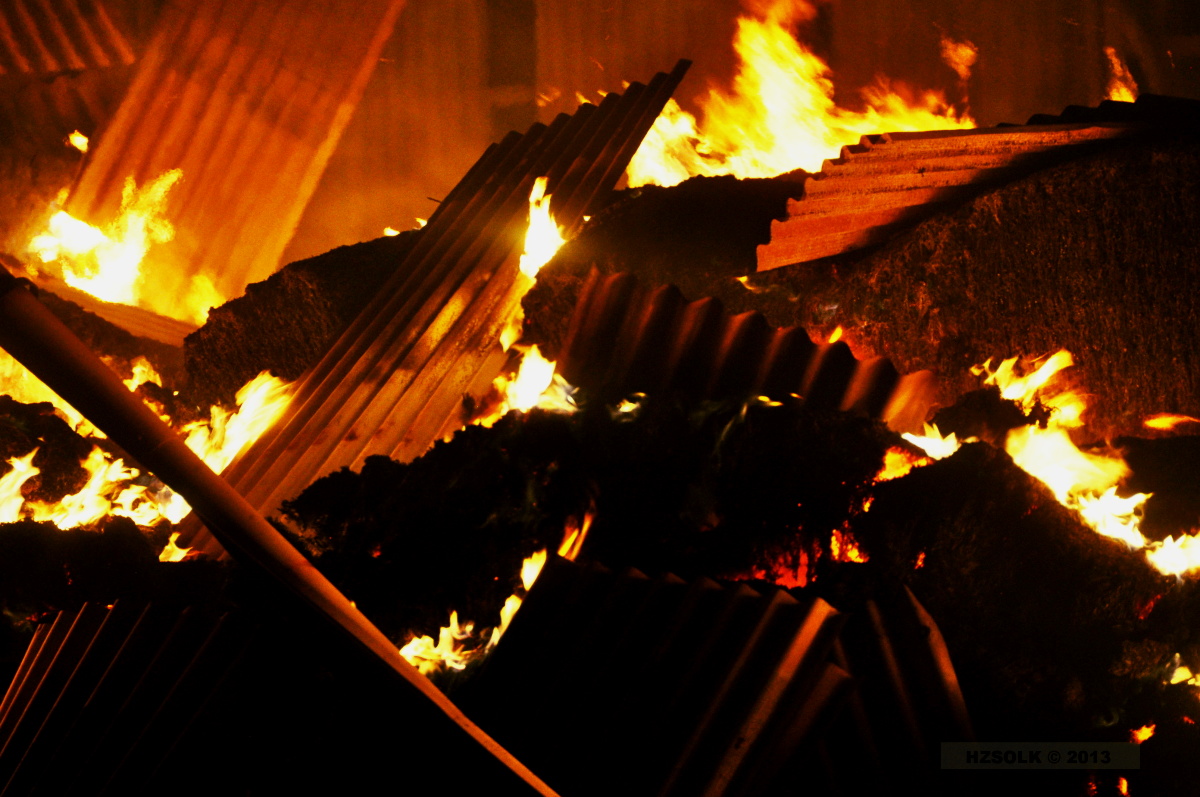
[626, 0, 974, 186]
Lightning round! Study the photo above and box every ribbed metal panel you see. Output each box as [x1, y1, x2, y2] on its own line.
[757, 120, 1146, 272]
[64, 0, 406, 312]
[554, 269, 936, 431]
[0, 0, 135, 77]
[462, 556, 973, 797]
[176, 61, 691, 558]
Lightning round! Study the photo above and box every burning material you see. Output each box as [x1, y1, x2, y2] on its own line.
[1144, 413, 1200, 431]
[519, 177, 566, 280]
[626, 0, 974, 186]
[1105, 46, 1139, 103]
[66, 131, 89, 153]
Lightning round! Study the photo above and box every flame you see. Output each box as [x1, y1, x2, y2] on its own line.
[518, 177, 566, 279]
[24, 446, 159, 529]
[626, 0, 973, 186]
[0, 351, 95, 434]
[400, 548, 549, 677]
[505, 345, 558, 412]
[826, 325, 843, 344]
[0, 450, 39, 523]
[1123, 724, 1152, 744]
[66, 131, 89, 153]
[874, 445, 931, 481]
[559, 509, 594, 561]
[1117, 777, 1129, 796]
[180, 372, 293, 476]
[901, 423, 967, 460]
[122, 356, 162, 392]
[830, 527, 868, 563]
[382, 227, 400, 236]
[1104, 46, 1139, 102]
[1144, 413, 1200, 431]
[158, 530, 192, 562]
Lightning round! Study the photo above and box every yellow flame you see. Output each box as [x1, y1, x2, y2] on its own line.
[506, 345, 558, 412]
[901, 423, 967, 460]
[518, 177, 566, 279]
[559, 510, 594, 561]
[1104, 46, 1139, 102]
[67, 131, 89, 153]
[158, 530, 192, 562]
[0, 450, 39, 523]
[122, 355, 162, 392]
[826, 325, 843, 344]
[400, 548, 550, 677]
[626, 0, 974, 186]
[383, 227, 400, 236]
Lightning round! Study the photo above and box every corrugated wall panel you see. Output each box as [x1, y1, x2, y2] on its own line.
[0, 0, 134, 77]
[64, 0, 405, 321]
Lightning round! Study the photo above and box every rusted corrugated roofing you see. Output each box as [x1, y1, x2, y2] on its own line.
[757, 96, 1200, 273]
[176, 61, 692, 558]
[64, 0, 405, 313]
[0, 0, 135, 76]
[554, 268, 936, 433]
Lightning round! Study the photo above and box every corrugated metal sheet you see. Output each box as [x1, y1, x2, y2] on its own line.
[64, 0, 406, 315]
[464, 555, 973, 796]
[177, 61, 691, 558]
[554, 268, 936, 433]
[756, 121, 1146, 272]
[0, 0, 135, 76]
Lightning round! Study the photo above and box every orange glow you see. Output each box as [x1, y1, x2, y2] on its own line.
[1117, 776, 1129, 796]
[1104, 46, 1139, 102]
[1144, 413, 1200, 431]
[915, 551, 926, 569]
[826, 325, 843, 344]
[626, 0, 974, 186]
[66, 131, 89, 153]
[1130, 724, 1156, 744]
[382, 227, 400, 236]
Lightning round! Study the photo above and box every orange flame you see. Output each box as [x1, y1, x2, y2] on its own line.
[626, 0, 974, 186]
[158, 530, 192, 562]
[0, 450, 39, 523]
[1104, 46, 1139, 103]
[559, 508, 595, 561]
[830, 526, 868, 563]
[826, 325, 843, 344]
[1130, 723, 1156, 744]
[874, 445, 932, 482]
[1144, 413, 1200, 431]
[518, 177, 566, 279]
[66, 131, 89, 153]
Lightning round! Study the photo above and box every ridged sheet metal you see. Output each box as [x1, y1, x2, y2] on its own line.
[64, 0, 405, 311]
[176, 61, 692, 558]
[463, 555, 973, 796]
[756, 121, 1144, 272]
[0, 0, 134, 76]
[554, 268, 936, 433]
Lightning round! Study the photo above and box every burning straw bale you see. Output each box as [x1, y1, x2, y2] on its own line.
[278, 396, 892, 645]
[183, 231, 418, 409]
[857, 441, 1179, 738]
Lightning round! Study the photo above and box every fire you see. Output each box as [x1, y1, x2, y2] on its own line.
[518, 177, 566, 279]
[505, 345, 558, 412]
[399, 547, 550, 677]
[826, 325, 843, 344]
[382, 227, 400, 236]
[559, 508, 594, 561]
[830, 526, 868, 563]
[67, 131, 89, 153]
[122, 355, 162, 392]
[158, 530, 192, 562]
[0, 450, 39, 523]
[1105, 46, 1139, 102]
[874, 445, 932, 482]
[22, 446, 160, 530]
[1144, 413, 1200, 431]
[1128, 724, 1156, 744]
[625, 0, 974, 186]
[25, 169, 222, 325]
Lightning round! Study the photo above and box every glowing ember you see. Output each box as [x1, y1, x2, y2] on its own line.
[1130, 723, 1156, 745]
[559, 508, 594, 561]
[67, 131, 89, 153]
[625, 0, 974, 187]
[1144, 413, 1200, 431]
[1104, 46, 1139, 103]
[518, 177, 566, 279]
